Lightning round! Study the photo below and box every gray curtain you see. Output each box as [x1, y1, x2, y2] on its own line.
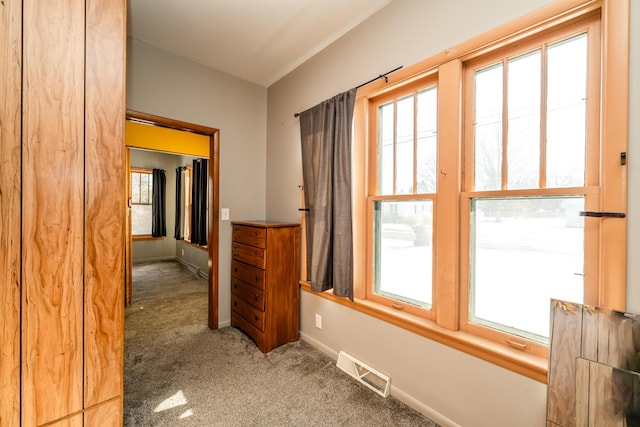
[191, 159, 208, 246]
[151, 168, 166, 237]
[299, 88, 357, 299]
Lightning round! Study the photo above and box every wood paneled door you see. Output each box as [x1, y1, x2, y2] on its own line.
[0, 0, 126, 425]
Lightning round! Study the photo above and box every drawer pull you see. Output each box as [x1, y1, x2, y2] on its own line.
[234, 266, 238, 272]
[233, 283, 237, 289]
[255, 275, 260, 281]
[234, 301, 237, 307]
[254, 294, 259, 301]
[254, 231, 259, 236]
[254, 240, 260, 246]
[254, 314, 259, 321]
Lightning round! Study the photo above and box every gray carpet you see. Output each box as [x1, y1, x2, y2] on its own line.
[124, 260, 439, 426]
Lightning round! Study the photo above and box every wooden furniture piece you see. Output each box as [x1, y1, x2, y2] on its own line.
[1, 0, 126, 425]
[231, 221, 300, 353]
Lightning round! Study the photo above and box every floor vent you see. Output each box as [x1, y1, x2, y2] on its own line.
[336, 351, 391, 397]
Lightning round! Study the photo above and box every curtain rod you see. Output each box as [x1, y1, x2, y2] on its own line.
[293, 65, 403, 118]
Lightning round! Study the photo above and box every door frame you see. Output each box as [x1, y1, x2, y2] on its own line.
[125, 110, 220, 329]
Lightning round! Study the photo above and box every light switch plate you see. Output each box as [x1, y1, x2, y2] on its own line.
[221, 208, 230, 221]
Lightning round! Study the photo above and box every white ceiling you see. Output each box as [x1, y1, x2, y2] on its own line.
[127, 0, 392, 88]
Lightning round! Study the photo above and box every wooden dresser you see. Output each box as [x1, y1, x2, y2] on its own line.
[231, 221, 301, 353]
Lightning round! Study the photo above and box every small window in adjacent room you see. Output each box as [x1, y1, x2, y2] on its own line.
[131, 168, 153, 237]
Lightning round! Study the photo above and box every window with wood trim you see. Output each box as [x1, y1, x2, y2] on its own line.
[130, 168, 153, 237]
[460, 15, 601, 355]
[340, 0, 628, 379]
[368, 78, 438, 318]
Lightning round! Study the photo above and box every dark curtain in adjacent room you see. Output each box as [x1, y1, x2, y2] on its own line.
[151, 168, 166, 237]
[174, 166, 185, 240]
[191, 159, 208, 246]
[299, 87, 357, 300]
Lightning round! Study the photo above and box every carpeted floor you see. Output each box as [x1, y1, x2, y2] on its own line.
[124, 260, 440, 426]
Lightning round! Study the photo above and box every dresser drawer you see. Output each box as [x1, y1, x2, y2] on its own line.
[233, 225, 266, 248]
[231, 260, 265, 290]
[232, 294, 265, 332]
[231, 277, 265, 311]
[232, 242, 265, 269]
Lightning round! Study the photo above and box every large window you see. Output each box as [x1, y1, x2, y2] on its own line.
[460, 21, 600, 354]
[369, 81, 438, 316]
[330, 0, 629, 381]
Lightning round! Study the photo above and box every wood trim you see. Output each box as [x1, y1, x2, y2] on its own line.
[0, 0, 22, 424]
[300, 283, 548, 383]
[22, 0, 85, 424]
[84, 0, 126, 411]
[127, 110, 217, 136]
[132, 235, 163, 242]
[208, 131, 220, 330]
[599, 0, 629, 311]
[435, 59, 462, 330]
[125, 149, 133, 306]
[125, 110, 221, 330]
[351, 96, 368, 300]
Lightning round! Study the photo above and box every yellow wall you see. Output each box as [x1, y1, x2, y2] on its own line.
[125, 120, 209, 158]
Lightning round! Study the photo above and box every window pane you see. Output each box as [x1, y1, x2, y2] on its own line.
[508, 50, 541, 189]
[475, 63, 503, 191]
[469, 197, 584, 342]
[140, 173, 151, 204]
[374, 200, 433, 308]
[547, 34, 587, 187]
[378, 102, 394, 195]
[132, 204, 153, 235]
[396, 95, 414, 194]
[131, 172, 140, 203]
[417, 87, 437, 193]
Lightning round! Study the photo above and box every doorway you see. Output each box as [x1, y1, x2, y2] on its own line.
[125, 110, 220, 329]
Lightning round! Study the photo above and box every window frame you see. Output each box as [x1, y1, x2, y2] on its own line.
[366, 76, 439, 319]
[299, 0, 628, 383]
[458, 14, 602, 358]
[130, 167, 159, 241]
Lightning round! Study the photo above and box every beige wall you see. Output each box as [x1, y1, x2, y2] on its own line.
[626, 0, 640, 313]
[266, 0, 640, 426]
[127, 38, 267, 326]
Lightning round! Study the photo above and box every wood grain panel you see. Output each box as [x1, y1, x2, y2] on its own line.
[84, 0, 126, 411]
[575, 358, 590, 427]
[0, 0, 22, 425]
[576, 358, 640, 427]
[21, 0, 85, 425]
[547, 300, 583, 427]
[84, 398, 122, 427]
[41, 413, 83, 427]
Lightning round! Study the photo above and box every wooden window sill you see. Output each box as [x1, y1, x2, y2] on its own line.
[299, 280, 548, 383]
[132, 235, 163, 242]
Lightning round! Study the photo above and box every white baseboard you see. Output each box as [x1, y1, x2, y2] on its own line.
[299, 331, 461, 427]
[175, 257, 209, 279]
[218, 319, 231, 328]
